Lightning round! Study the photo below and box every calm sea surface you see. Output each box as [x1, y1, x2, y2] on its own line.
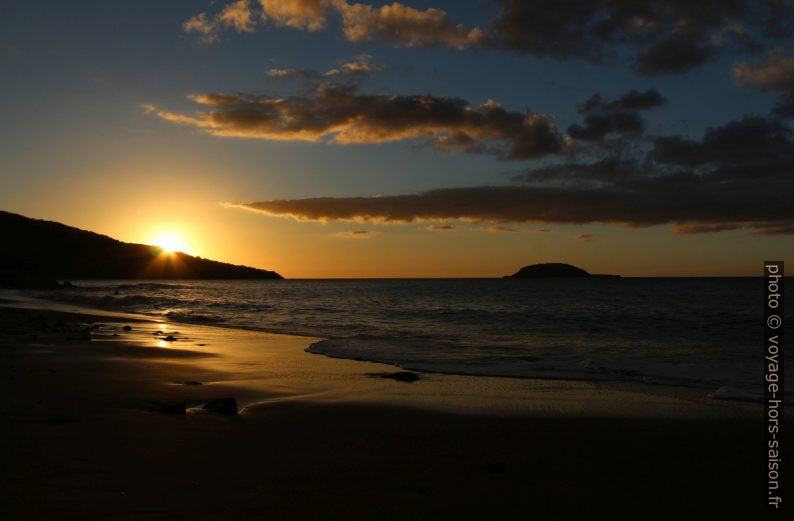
[28, 278, 790, 397]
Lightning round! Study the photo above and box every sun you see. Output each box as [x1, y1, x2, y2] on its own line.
[152, 232, 190, 254]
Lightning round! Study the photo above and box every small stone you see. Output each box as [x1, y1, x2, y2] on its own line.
[122, 325, 132, 332]
[488, 462, 506, 474]
[372, 371, 421, 383]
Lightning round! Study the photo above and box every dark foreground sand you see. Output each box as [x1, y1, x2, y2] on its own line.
[0, 303, 789, 519]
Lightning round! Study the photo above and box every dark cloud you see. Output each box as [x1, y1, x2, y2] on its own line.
[232, 111, 794, 235]
[231, 172, 793, 234]
[485, 0, 787, 75]
[149, 84, 567, 160]
[632, 36, 713, 75]
[512, 157, 640, 186]
[567, 89, 665, 141]
[651, 116, 791, 166]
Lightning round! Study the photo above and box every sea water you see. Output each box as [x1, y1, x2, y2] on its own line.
[25, 277, 790, 398]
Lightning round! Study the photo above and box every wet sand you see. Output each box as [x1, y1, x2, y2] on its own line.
[0, 302, 787, 518]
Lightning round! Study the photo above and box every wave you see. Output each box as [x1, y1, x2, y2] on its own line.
[163, 311, 226, 324]
[33, 291, 187, 310]
[307, 334, 764, 396]
[116, 282, 182, 290]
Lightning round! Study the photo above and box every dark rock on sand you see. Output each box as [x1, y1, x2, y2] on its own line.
[160, 403, 187, 415]
[372, 371, 421, 383]
[488, 461, 506, 474]
[203, 398, 238, 415]
[49, 414, 81, 424]
[178, 381, 203, 386]
[164, 335, 176, 342]
[122, 325, 132, 331]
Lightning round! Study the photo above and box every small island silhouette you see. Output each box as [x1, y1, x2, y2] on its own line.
[505, 263, 619, 278]
[0, 211, 282, 287]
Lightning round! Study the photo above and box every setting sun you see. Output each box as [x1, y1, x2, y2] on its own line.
[152, 232, 190, 254]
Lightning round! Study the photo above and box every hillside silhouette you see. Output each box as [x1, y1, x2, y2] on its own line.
[0, 211, 282, 287]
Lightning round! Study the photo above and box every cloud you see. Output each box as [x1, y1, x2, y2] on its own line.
[266, 54, 381, 83]
[567, 89, 666, 141]
[229, 111, 794, 235]
[220, 0, 257, 32]
[486, 225, 519, 233]
[426, 224, 459, 231]
[483, 0, 784, 75]
[260, 0, 330, 31]
[330, 229, 380, 238]
[333, 1, 484, 50]
[322, 54, 381, 76]
[185, 1, 792, 75]
[733, 48, 794, 117]
[632, 36, 713, 76]
[733, 47, 794, 91]
[651, 116, 791, 166]
[425, 224, 553, 233]
[231, 177, 793, 234]
[574, 233, 599, 242]
[512, 157, 640, 187]
[148, 83, 567, 159]
[183, 13, 220, 43]
[183, 0, 256, 42]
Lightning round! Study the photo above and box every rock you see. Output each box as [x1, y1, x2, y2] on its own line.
[122, 325, 132, 331]
[180, 381, 203, 386]
[160, 403, 187, 415]
[488, 461, 506, 474]
[203, 397, 238, 415]
[164, 335, 176, 342]
[371, 371, 421, 383]
[49, 414, 81, 424]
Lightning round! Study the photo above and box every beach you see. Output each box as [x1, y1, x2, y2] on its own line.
[0, 300, 785, 518]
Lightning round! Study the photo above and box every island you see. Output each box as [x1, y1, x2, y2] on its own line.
[0, 210, 282, 287]
[504, 263, 620, 278]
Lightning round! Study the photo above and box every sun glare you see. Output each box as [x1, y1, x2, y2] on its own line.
[152, 232, 190, 254]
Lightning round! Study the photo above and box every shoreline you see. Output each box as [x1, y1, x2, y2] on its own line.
[1, 299, 789, 516]
[0, 293, 768, 417]
[2, 290, 773, 406]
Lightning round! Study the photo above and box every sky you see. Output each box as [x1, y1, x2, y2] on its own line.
[1, 0, 793, 277]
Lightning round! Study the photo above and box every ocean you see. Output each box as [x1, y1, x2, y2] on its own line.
[24, 277, 789, 399]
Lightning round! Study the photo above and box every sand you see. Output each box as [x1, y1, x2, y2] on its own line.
[0, 299, 788, 518]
